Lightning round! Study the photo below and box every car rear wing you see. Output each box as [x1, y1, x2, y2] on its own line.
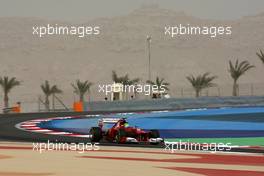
[100, 118, 120, 124]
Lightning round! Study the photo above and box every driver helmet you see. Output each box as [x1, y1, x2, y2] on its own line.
[124, 122, 129, 127]
[120, 118, 129, 127]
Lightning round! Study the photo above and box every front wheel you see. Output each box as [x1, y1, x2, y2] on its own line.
[149, 130, 160, 138]
[115, 129, 126, 143]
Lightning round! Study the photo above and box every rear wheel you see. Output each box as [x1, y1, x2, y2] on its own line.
[149, 130, 160, 138]
[90, 127, 102, 142]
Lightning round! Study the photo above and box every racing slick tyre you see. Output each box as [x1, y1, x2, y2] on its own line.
[115, 129, 126, 143]
[149, 130, 160, 138]
[90, 127, 102, 142]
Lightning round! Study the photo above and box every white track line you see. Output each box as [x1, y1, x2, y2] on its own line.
[16, 116, 91, 138]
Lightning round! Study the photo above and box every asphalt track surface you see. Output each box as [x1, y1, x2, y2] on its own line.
[0, 111, 165, 147]
[0, 111, 263, 153]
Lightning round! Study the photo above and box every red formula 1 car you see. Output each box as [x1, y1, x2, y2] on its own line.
[89, 118, 163, 144]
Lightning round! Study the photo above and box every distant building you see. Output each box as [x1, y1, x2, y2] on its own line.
[110, 82, 124, 101]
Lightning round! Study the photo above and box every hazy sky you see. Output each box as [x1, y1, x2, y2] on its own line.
[1, 0, 264, 22]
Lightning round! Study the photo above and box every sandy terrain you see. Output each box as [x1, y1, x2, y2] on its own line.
[0, 141, 264, 176]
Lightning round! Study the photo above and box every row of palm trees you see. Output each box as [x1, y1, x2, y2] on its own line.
[186, 59, 258, 97]
[0, 78, 92, 111]
[111, 52, 262, 98]
[111, 70, 170, 92]
[186, 59, 256, 97]
[40, 80, 93, 111]
[0, 50, 263, 110]
[186, 50, 264, 97]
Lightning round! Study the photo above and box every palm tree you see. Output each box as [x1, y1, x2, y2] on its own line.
[256, 50, 264, 64]
[41, 80, 62, 111]
[147, 77, 169, 98]
[228, 59, 255, 96]
[147, 77, 169, 90]
[112, 71, 140, 85]
[111, 71, 140, 99]
[112, 71, 124, 83]
[0, 76, 20, 108]
[71, 79, 93, 102]
[186, 73, 217, 97]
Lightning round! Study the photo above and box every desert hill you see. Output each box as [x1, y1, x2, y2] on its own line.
[0, 6, 264, 111]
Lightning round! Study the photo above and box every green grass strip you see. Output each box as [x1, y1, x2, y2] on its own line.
[165, 137, 264, 146]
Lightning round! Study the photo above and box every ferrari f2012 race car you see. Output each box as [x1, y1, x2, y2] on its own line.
[89, 118, 163, 144]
